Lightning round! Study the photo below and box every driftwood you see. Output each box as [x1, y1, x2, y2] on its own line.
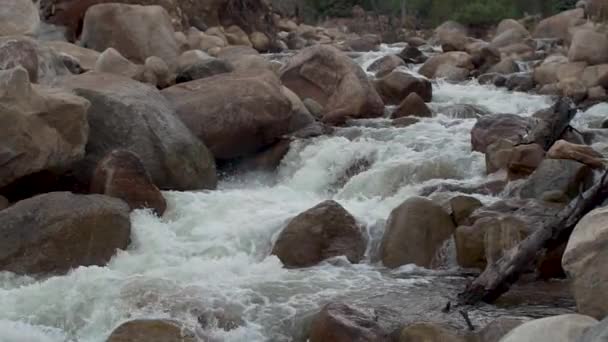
[521, 97, 577, 151]
[458, 170, 608, 305]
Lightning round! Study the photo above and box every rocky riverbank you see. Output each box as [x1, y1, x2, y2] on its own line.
[1, 0, 608, 341]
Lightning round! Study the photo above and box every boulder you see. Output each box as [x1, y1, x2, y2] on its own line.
[533, 9, 586, 41]
[380, 197, 456, 268]
[419, 52, 473, 79]
[534, 55, 569, 85]
[435, 64, 470, 82]
[250, 31, 270, 52]
[144, 56, 172, 88]
[282, 86, 316, 133]
[81, 4, 179, 64]
[547, 140, 604, 168]
[0, 67, 89, 189]
[303, 98, 324, 119]
[487, 58, 519, 75]
[309, 303, 388, 342]
[505, 72, 534, 92]
[397, 322, 467, 342]
[198, 32, 227, 52]
[224, 25, 252, 47]
[507, 143, 546, 180]
[450, 195, 483, 226]
[391, 93, 432, 119]
[563, 206, 608, 319]
[582, 64, 608, 88]
[94, 48, 144, 79]
[500, 314, 598, 342]
[0, 0, 40, 36]
[56, 72, 217, 190]
[162, 70, 293, 160]
[272, 201, 365, 268]
[496, 19, 529, 36]
[0, 192, 130, 275]
[0, 39, 39, 82]
[477, 318, 526, 342]
[367, 55, 405, 78]
[91, 150, 166, 216]
[491, 29, 530, 49]
[374, 71, 432, 105]
[471, 114, 533, 153]
[577, 316, 608, 342]
[557, 62, 588, 83]
[107, 319, 196, 342]
[346, 34, 382, 52]
[392, 117, 420, 128]
[280, 45, 384, 125]
[439, 29, 468, 52]
[398, 46, 426, 64]
[485, 139, 516, 174]
[518, 159, 593, 201]
[175, 57, 233, 83]
[46, 41, 101, 72]
[569, 29, 608, 65]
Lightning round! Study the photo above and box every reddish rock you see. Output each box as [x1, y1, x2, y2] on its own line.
[310, 303, 388, 342]
[392, 92, 432, 118]
[374, 71, 432, 105]
[547, 140, 604, 169]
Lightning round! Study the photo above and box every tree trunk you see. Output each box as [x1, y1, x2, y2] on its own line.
[458, 170, 608, 305]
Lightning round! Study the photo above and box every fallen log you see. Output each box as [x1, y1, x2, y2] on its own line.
[458, 170, 608, 305]
[521, 97, 577, 151]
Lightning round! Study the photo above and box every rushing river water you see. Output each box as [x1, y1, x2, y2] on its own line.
[1, 45, 600, 341]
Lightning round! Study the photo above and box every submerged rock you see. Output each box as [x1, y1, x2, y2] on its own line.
[309, 302, 388, 342]
[107, 319, 196, 342]
[0, 192, 130, 275]
[392, 93, 432, 118]
[272, 201, 365, 268]
[381, 197, 455, 268]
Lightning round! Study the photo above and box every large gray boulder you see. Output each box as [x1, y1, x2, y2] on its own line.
[380, 197, 456, 268]
[563, 206, 608, 320]
[569, 29, 608, 65]
[518, 159, 593, 201]
[0, 192, 131, 275]
[0, 0, 40, 36]
[163, 70, 295, 160]
[81, 4, 179, 65]
[533, 9, 586, 41]
[56, 72, 217, 190]
[500, 314, 597, 342]
[0, 66, 89, 188]
[471, 114, 533, 153]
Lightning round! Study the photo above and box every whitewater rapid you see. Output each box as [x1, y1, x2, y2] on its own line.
[1, 46, 591, 342]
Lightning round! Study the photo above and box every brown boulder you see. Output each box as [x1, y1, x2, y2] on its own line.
[496, 19, 529, 36]
[533, 8, 586, 41]
[450, 195, 483, 226]
[367, 55, 405, 78]
[0, 0, 40, 36]
[419, 52, 473, 79]
[107, 319, 196, 342]
[507, 143, 546, 180]
[491, 29, 530, 49]
[547, 140, 604, 168]
[374, 71, 432, 105]
[391, 93, 432, 119]
[0, 192, 130, 275]
[346, 34, 381, 52]
[56, 72, 217, 191]
[94, 48, 144, 80]
[581, 64, 608, 88]
[250, 31, 270, 52]
[162, 70, 293, 160]
[568, 29, 608, 65]
[280, 45, 384, 125]
[0, 66, 89, 189]
[518, 159, 593, 201]
[46, 41, 101, 72]
[0, 39, 39, 82]
[310, 303, 388, 342]
[224, 25, 252, 47]
[380, 197, 456, 268]
[471, 114, 533, 153]
[534, 55, 569, 85]
[81, 4, 179, 64]
[91, 150, 167, 216]
[272, 200, 365, 268]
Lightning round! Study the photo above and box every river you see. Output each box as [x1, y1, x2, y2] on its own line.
[2, 45, 602, 342]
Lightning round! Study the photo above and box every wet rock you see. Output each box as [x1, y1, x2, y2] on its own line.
[107, 319, 196, 342]
[272, 200, 365, 268]
[569, 29, 608, 65]
[224, 25, 252, 47]
[282, 86, 316, 132]
[309, 302, 388, 342]
[303, 98, 324, 120]
[0, 39, 39, 82]
[559, 80, 588, 103]
[398, 46, 426, 64]
[46, 41, 101, 72]
[435, 64, 470, 82]
[0, 67, 89, 189]
[374, 71, 432, 105]
[346, 34, 381, 52]
[392, 93, 432, 119]
[81, 4, 178, 64]
[485, 139, 516, 174]
[547, 139, 604, 169]
[500, 314, 597, 342]
[57, 72, 217, 191]
[505, 72, 534, 92]
[230, 138, 291, 173]
[487, 58, 519, 75]
[476, 317, 526, 342]
[367, 55, 405, 78]
[437, 104, 490, 119]
[563, 206, 608, 319]
[0, 0, 40, 36]
[397, 322, 467, 342]
[176, 57, 233, 83]
[588, 85, 607, 101]
[478, 73, 507, 86]
[419, 51, 473, 79]
[163, 70, 293, 160]
[470, 114, 533, 153]
[518, 159, 593, 201]
[381, 197, 456, 268]
[392, 117, 420, 127]
[94, 48, 144, 80]
[533, 8, 586, 41]
[144, 56, 172, 88]
[250, 31, 270, 52]
[405, 36, 426, 48]
[91, 150, 166, 216]
[439, 29, 468, 52]
[0, 192, 130, 275]
[577, 316, 608, 342]
[280, 45, 384, 125]
[450, 195, 482, 226]
[507, 143, 546, 180]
